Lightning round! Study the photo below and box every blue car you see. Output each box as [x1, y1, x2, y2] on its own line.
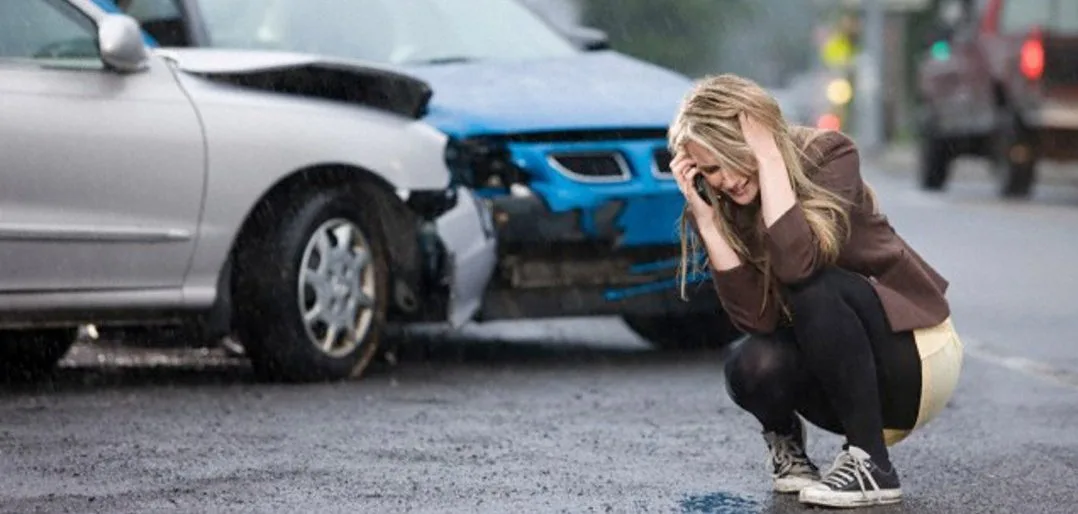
[101, 0, 741, 348]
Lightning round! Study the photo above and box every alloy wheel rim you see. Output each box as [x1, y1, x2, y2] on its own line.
[297, 218, 376, 358]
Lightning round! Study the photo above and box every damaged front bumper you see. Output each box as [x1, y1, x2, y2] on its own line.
[474, 187, 719, 321]
[442, 132, 722, 321]
[423, 186, 498, 327]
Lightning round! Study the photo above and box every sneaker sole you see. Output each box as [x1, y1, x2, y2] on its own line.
[774, 476, 819, 494]
[798, 487, 902, 508]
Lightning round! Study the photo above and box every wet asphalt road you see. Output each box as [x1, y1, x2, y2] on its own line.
[2, 151, 1078, 514]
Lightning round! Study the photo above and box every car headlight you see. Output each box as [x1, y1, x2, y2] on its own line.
[444, 137, 527, 189]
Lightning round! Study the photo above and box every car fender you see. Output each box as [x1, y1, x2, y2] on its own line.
[169, 68, 452, 306]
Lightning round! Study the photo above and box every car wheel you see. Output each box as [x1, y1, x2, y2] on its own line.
[0, 329, 76, 382]
[233, 183, 390, 383]
[623, 312, 742, 351]
[918, 117, 955, 191]
[992, 107, 1037, 199]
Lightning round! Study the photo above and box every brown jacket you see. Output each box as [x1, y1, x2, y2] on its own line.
[709, 130, 950, 334]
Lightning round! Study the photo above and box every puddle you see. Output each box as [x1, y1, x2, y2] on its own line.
[677, 491, 761, 513]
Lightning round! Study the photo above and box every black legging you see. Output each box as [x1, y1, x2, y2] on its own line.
[723, 266, 922, 472]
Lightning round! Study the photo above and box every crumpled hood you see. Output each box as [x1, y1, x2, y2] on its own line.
[404, 50, 693, 137]
[155, 47, 373, 74]
[156, 48, 432, 119]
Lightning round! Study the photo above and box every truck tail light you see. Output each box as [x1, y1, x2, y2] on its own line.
[1020, 26, 1045, 81]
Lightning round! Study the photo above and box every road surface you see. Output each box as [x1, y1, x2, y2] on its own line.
[1, 150, 1076, 513]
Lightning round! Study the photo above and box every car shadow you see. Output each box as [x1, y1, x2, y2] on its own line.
[389, 327, 732, 369]
[1, 343, 253, 394]
[0, 322, 740, 395]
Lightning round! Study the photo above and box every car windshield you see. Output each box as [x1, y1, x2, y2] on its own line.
[194, 0, 580, 65]
[1000, 0, 1078, 33]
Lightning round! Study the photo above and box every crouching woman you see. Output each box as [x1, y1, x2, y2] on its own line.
[669, 74, 964, 509]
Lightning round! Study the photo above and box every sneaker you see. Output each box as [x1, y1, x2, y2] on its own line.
[798, 445, 902, 508]
[764, 417, 820, 493]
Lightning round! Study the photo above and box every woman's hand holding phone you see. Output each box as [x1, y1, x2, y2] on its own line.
[671, 151, 716, 227]
[692, 174, 713, 206]
[672, 150, 741, 271]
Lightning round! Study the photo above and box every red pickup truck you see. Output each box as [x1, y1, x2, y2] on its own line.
[916, 0, 1078, 198]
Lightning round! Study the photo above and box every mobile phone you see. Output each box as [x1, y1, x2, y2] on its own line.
[693, 173, 713, 205]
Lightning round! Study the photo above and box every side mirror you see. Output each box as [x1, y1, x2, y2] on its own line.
[564, 25, 610, 51]
[98, 14, 149, 73]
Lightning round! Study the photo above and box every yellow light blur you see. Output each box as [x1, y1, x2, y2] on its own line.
[822, 34, 854, 68]
[826, 78, 853, 105]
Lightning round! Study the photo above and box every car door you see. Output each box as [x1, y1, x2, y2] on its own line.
[0, 0, 205, 293]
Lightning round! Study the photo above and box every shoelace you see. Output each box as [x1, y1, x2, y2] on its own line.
[765, 433, 814, 476]
[819, 449, 881, 498]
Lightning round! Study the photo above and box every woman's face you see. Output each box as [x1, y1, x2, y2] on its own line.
[684, 140, 760, 206]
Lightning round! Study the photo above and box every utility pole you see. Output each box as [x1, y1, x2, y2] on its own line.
[856, 0, 887, 154]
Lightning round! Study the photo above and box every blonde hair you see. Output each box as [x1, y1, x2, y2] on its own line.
[669, 74, 871, 319]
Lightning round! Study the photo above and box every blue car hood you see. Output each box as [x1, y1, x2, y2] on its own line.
[403, 51, 692, 137]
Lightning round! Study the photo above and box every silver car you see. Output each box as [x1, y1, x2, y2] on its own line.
[0, 0, 497, 382]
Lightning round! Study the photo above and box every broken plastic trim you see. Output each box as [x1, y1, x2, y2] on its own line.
[444, 136, 529, 189]
[193, 63, 433, 119]
[405, 188, 459, 221]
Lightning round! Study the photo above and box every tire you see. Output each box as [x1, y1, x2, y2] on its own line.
[916, 109, 957, 191]
[992, 107, 1037, 199]
[624, 312, 742, 351]
[918, 129, 955, 192]
[0, 329, 76, 383]
[232, 182, 391, 383]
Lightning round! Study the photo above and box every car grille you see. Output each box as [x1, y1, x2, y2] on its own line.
[547, 152, 630, 182]
[652, 148, 673, 176]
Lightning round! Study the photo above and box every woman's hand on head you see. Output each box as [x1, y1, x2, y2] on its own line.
[739, 112, 782, 168]
[671, 151, 715, 225]
[739, 112, 796, 226]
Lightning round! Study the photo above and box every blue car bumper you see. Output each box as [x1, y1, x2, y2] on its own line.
[501, 139, 684, 246]
[476, 191, 719, 320]
[448, 133, 718, 321]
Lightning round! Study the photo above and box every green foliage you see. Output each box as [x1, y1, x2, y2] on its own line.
[576, 0, 755, 76]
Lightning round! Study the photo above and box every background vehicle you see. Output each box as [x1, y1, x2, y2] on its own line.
[103, 0, 745, 350]
[916, 0, 1078, 198]
[0, 0, 496, 382]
